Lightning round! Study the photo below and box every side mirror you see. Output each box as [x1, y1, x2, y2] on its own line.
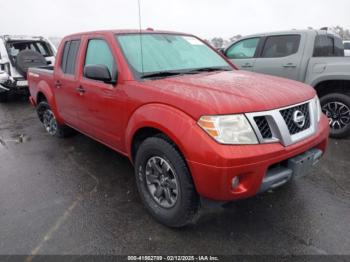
[84, 64, 115, 84]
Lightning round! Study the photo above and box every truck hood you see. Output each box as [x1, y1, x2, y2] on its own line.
[139, 70, 316, 119]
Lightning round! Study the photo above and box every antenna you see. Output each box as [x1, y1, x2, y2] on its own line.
[138, 0, 144, 75]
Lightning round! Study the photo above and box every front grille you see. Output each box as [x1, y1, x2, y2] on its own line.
[280, 103, 310, 135]
[254, 116, 272, 139]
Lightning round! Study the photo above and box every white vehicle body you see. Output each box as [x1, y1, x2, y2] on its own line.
[344, 41, 350, 56]
[0, 35, 56, 93]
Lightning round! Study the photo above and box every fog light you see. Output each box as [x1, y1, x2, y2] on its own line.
[231, 177, 240, 189]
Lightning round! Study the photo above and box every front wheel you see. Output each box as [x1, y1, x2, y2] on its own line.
[36, 101, 73, 138]
[134, 136, 200, 227]
[320, 93, 350, 138]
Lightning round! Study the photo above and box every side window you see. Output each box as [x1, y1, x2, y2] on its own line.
[334, 37, 345, 56]
[61, 41, 70, 72]
[226, 38, 260, 59]
[261, 35, 301, 58]
[60, 40, 80, 75]
[84, 39, 117, 80]
[313, 35, 344, 57]
[313, 35, 333, 57]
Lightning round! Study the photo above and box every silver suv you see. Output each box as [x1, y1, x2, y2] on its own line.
[0, 35, 56, 102]
[224, 29, 350, 138]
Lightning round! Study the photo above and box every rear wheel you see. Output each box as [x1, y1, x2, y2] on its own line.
[320, 93, 350, 138]
[36, 101, 73, 138]
[134, 136, 200, 227]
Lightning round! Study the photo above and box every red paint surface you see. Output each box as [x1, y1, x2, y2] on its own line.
[28, 30, 329, 201]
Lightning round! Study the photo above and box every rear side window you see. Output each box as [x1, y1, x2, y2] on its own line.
[61, 40, 81, 75]
[6, 41, 53, 57]
[313, 35, 344, 57]
[344, 42, 350, 49]
[261, 35, 301, 58]
[225, 38, 260, 59]
[84, 39, 117, 80]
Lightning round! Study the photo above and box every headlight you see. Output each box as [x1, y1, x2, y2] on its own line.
[198, 114, 258, 144]
[314, 95, 322, 122]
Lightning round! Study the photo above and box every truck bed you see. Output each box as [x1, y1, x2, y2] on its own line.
[305, 57, 350, 86]
[28, 66, 55, 105]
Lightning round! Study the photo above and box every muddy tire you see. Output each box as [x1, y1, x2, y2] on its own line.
[134, 136, 200, 227]
[36, 101, 74, 138]
[320, 93, 350, 139]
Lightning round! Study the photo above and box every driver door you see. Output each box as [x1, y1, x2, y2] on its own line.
[225, 37, 261, 71]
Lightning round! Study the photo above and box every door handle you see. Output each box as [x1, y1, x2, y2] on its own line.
[54, 80, 62, 88]
[76, 86, 86, 94]
[283, 63, 296, 68]
[241, 63, 253, 68]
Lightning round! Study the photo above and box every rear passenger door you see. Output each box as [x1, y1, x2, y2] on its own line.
[253, 34, 304, 81]
[54, 39, 81, 124]
[225, 37, 261, 71]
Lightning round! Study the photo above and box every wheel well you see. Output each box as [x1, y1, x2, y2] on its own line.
[314, 80, 350, 97]
[36, 92, 47, 104]
[131, 127, 177, 163]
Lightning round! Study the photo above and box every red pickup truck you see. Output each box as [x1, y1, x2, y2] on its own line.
[28, 29, 329, 227]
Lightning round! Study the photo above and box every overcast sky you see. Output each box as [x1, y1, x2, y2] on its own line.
[2, 0, 350, 39]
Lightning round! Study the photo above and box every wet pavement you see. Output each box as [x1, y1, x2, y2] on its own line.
[0, 98, 349, 256]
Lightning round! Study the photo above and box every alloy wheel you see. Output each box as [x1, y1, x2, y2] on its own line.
[42, 109, 58, 136]
[322, 101, 350, 130]
[145, 156, 179, 208]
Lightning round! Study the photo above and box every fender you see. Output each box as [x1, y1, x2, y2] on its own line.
[308, 74, 350, 88]
[36, 80, 64, 124]
[125, 103, 199, 162]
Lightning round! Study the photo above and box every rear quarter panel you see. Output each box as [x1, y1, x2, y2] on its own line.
[28, 68, 63, 122]
[305, 57, 350, 86]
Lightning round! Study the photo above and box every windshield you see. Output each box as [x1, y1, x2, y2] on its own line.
[116, 33, 231, 78]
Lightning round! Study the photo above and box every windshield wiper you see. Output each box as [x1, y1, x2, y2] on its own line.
[141, 71, 184, 79]
[185, 67, 232, 74]
[140, 67, 231, 79]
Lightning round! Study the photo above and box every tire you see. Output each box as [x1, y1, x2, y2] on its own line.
[36, 101, 73, 138]
[15, 50, 47, 78]
[134, 136, 200, 227]
[0, 92, 8, 103]
[320, 93, 350, 138]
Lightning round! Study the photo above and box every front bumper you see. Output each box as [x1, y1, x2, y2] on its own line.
[0, 77, 28, 94]
[186, 116, 329, 201]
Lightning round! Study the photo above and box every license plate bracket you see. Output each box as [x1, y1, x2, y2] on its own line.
[288, 149, 323, 178]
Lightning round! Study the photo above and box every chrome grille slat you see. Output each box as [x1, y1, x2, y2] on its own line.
[246, 98, 317, 147]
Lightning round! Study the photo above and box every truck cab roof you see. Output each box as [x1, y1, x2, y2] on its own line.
[241, 29, 341, 39]
[64, 29, 192, 38]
